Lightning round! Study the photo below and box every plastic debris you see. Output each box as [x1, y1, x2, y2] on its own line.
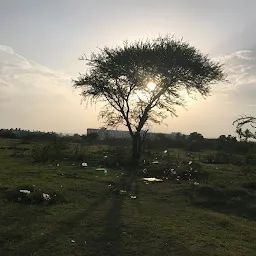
[43, 193, 51, 200]
[81, 162, 88, 167]
[119, 190, 127, 195]
[152, 160, 159, 164]
[84, 241, 87, 245]
[20, 189, 31, 195]
[130, 195, 137, 199]
[194, 182, 200, 185]
[164, 150, 168, 154]
[143, 168, 147, 173]
[108, 184, 112, 187]
[57, 164, 60, 167]
[20, 189, 31, 194]
[95, 168, 106, 171]
[71, 240, 75, 243]
[188, 161, 193, 165]
[104, 170, 108, 175]
[143, 178, 163, 182]
[104, 155, 108, 158]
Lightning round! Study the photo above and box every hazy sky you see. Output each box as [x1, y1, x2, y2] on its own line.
[1, 0, 256, 137]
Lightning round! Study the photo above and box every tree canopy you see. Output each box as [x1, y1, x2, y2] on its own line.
[74, 36, 225, 160]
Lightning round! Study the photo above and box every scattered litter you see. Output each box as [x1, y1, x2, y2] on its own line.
[130, 195, 137, 199]
[81, 162, 88, 167]
[84, 241, 87, 245]
[188, 161, 193, 165]
[152, 160, 159, 164]
[20, 189, 31, 194]
[145, 182, 149, 185]
[43, 193, 51, 201]
[104, 155, 108, 158]
[71, 240, 75, 243]
[57, 164, 60, 167]
[108, 184, 112, 187]
[95, 168, 106, 171]
[143, 178, 163, 182]
[176, 178, 180, 181]
[164, 150, 168, 154]
[72, 163, 75, 166]
[119, 190, 127, 195]
[60, 185, 63, 188]
[143, 168, 147, 173]
[104, 170, 108, 175]
[194, 182, 200, 185]
[171, 169, 176, 174]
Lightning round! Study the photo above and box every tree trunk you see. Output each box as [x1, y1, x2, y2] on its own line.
[132, 132, 141, 164]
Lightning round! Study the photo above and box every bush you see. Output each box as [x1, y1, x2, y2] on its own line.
[140, 160, 209, 181]
[31, 144, 64, 163]
[3, 185, 65, 205]
[190, 184, 256, 220]
[203, 151, 230, 164]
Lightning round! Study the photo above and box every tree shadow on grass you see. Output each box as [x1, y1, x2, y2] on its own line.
[13, 174, 138, 256]
[82, 173, 140, 256]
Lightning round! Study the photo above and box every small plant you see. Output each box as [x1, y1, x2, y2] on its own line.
[31, 144, 51, 163]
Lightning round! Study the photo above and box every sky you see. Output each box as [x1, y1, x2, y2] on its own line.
[0, 0, 256, 137]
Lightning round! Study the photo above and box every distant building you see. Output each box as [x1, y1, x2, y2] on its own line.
[87, 128, 185, 140]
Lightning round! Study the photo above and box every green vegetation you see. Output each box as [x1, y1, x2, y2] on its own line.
[74, 36, 225, 161]
[0, 137, 255, 256]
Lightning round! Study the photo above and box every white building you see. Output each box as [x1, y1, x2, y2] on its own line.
[87, 128, 185, 140]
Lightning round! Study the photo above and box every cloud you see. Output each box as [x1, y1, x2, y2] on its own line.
[0, 44, 255, 137]
[0, 45, 98, 133]
[214, 48, 256, 94]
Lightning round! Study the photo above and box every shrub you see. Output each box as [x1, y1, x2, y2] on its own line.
[190, 184, 256, 220]
[3, 185, 65, 205]
[31, 144, 64, 163]
[203, 151, 230, 164]
[141, 160, 209, 181]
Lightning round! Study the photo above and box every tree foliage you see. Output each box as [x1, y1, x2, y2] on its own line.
[74, 36, 225, 160]
[233, 115, 256, 141]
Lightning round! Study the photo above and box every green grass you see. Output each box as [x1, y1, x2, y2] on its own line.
[0, 139, 255, 256]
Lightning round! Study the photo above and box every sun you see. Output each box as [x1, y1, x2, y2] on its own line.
[147, 82, 157, 91]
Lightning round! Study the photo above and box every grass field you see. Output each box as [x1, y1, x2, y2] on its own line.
[0, 138, 255, 256]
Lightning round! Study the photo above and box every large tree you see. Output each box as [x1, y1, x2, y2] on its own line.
[74, 36, 225, 162]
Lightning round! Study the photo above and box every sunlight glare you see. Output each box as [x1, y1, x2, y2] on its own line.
[147, 82, 157, 91]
